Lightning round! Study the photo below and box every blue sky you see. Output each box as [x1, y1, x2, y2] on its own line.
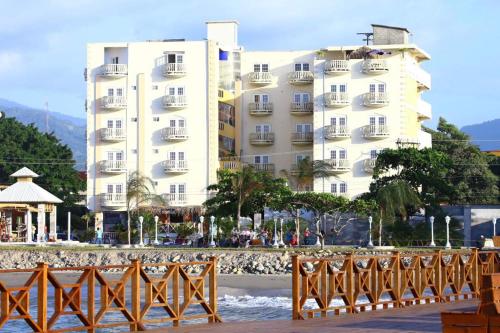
[0, 0, 498, 128]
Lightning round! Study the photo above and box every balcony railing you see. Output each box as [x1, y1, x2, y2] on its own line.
[249, 102, 273, 116]
[291, 132, 313, 145]
[324, 60, 350, 74]
[249, 163, 275, 173]
[324, 125, 350, 140]
[288, 71, 314, 85]
[219, 159, 241, 171]
[417, 99, 432, 120]
[363, 158, 377, 173]
[100, 128, 126, 141]
[324, 92, 350, 107]
[362, 59, 389, 74]
[100, 160, 126, 173]
[101, 96, 127, 110]
[162, 95, 188, 109]
[363, 92, 389, 107]
[325, 159, 350, 173]
[100, 193, 126, 208]
[163, 193, 187, 206]
[248, 72, 273, 85]
[362, 124, 390, 139]
[290, 102, 314, 115]
[163, 160, 188, 173]
[100, 64, 127, 77]
[163, 63, 187, 76]
[161, 127, 188, 141]
[249, 132, 275, 145]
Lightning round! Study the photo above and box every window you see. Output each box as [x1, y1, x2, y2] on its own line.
[296, 154, 310, 164]
[167, 86, 185, 96]
[131, 117, 137, 122]
[152, 85, 158, 90]
[106, 151, 124, 161]
[112, 57, 119, 64]
[116, 88, 123, 96]
[330, 116, 347, 127]
[339, 183, 347, 193]
[256, 124, 271, 133]
[370, 149, 379, 159]
[331, 182, 347, 194]
[294, 93, 310, 104]
[369, 83, 386, 93]
[330, 149, 347, 160]
[106, 119, 123, 129]
[170, 184, 176, 194]
[254, 64, 269, 72]
[330, 183, 337, 193]
[253, 94, 269, 103]
[167, 53, 183, 64]
[106, 184, 123, 194]
[169, 152, 176, 160]
[254, 155, 270, 164]
[132, 85, 137, 90]
[369, 116, 386, 126]
[107, 88, 114, 97]
[169, 119, 176, 127]
[296, 123, 312, 133]
[295, 63, 310, 71]
[153, 117, 160, 122]
[153, 149, 159, 154]
[331, 84, 347, 93]
[168, 152, 185, 161]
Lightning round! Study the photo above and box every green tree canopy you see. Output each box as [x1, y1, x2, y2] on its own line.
[0, 116, 84, 206]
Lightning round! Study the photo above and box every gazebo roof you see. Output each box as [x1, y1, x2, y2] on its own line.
[0, 167, 62, 204]
[10, 167, 39, 178]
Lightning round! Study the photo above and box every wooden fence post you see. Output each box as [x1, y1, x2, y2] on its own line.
[392, 251, 401, 307]
[291, 254, 300, 320]
[434, 250, 443, 302]
[87, 268, 95, 333]
[320, 259, 327, 317]
[345, 253, 354, 314]
[173, 264, 179, 327]
[37, 262, 48, 333]
[209, 256, 218, 323]
[130, 259, 141, 331]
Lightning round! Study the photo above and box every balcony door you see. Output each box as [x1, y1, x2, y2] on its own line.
[253, 94, 269, 104]
[330, 149, 347, 160]
[169, 183, 186, 199]
[294, 63, 310, 72]
[254, 155, 270, 164]
[296, 123, 312, 133]
[169, 118, 185, 129]
[106, 151, 123, 161]
[107, 88, 123, 97]
[107, 119, 123, 129]
[370, 149, 380, 159]
[111, 57, 119, 64]
[369, 116, 386, 127]
[253, 64, 269, 73]
[330, 84, 347, 93]
[330, 116, 347, 127]
[294, 93, 310, 104]
[256, 124, 271, 133]
[167, 53, 184, 64]
[369, 83, 386, 93]
[106, 184, 123, 195]
[167, 86, 185, 96]
[331, 182, 347, 194]
[168, 151, 185, 161]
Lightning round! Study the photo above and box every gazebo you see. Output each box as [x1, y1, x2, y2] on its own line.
[0, 167, 62, 243]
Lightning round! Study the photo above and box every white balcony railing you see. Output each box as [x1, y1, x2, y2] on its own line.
[101, 96, 127, 110]
[288, 71, 314, 84]
[363, 158, 377, 173]
[290, 102, 314, 115]
[161, 127, 188, 141]
[362, 59, 389, 74]
[249, 102, 273, 116]
[324, 125, 350, 139]
[163, 193, 187, 206]
[324, 92, 350, 107]
[248, 72, 273, 85]
[249, 163, 275, 173]
[163, 63, 187, 76]
[291, 132, 313, 144]
[100, 128, 126, 141]
[100, 64, 127, 77]
[325, 159, 350, 173]
[324, 60, 350, 74]
[162, 95, 188, 109]
[100, 193, 126, 207]
[249, 132, 275, 145]
[363, 92, 389, 107]
[417, 99, 432, 120]
[407, 62, 431, 90]
[362, 125, 390, 139]
[100, 160, 127, 173]
[163, 160, 188, 173]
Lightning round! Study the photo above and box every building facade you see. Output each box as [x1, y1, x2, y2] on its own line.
[86, 22, 431, 229]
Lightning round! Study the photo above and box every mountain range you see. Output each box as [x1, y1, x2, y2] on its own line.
[0, 98, 86, 170]
[461, 119, 500, 152]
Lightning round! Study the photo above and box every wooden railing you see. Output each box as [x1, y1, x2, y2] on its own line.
[0, 258, 220, 332]
[292, 250, 500, 320]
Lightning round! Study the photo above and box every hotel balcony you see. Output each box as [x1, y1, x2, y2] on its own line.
[162, 95, 188, 109]
[219, 158, 242, 171]
[362, 59, 389, 74]
[288, 71, 314, 85]
[291, 132, 313, 145]
[417, 99, 432, 120]
[362, 124, 390, 139]
[162, 63, 187, 77]
[363, 92, 389, 107]
[324, 60, 350, 74]
[161, 127, 188, 141]
[290, 102, 313, 115]
[100, 160, 127, 174]
[324, 125, 350, 140]
[407, 63, 431, 90]
[248, 72, 273, 85]
[325, 159, 350, 173]
[100, 64, 127, 77]
[249, 132, 275, 145]
[249, 102, 273, 116]
[363, 158, 377, 173]
[324, 92, 350, 107]
[100, 128, 126, 142]
[101, 96, 127, 110]
[100, 193, 126, 208]
[162, 160, 189, 173]
[163, 193, 187, 206]
[249, 163, 275, 174]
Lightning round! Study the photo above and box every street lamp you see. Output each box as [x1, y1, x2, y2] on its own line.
[199, 216, 204, 235]
[445, 216, 451, 249]
[429, 216, 436, 247]
[153, 216, 160, 245]
[138, 216, 144, 246]
[272, 217, 279, 248]
[209, 216, 216, 247]
[279, 218, 285, 247]
[493, 217, 497, 238]
[315, 218, 321, 247]
[367, 216, 373, 248]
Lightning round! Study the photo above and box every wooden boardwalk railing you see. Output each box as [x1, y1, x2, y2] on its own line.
[0, 257, 220, 332]
[292, 250, 500, 320]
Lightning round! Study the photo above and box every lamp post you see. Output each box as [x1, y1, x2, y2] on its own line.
[153, 216, 160, 245]
[138, 216, 144, 246]
[272, 217, 279, 248]
[209, 216, 216, 247]
[493, 217, 497, 238]
[279, 218, 285, 247]
[445, 216, 451, 249]
[315, 218, 321, 247]
[199, 216, 204, 235]
[429, 216, 436, 247]
[367, 216, 373, 248]
[67, 211, 71, 241]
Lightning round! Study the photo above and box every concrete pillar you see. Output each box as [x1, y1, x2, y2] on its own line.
[463, 205, 472, 247]
[25, 211, 32, 243]
[49, 205, 57, 241]
[37, 204, 45, 242]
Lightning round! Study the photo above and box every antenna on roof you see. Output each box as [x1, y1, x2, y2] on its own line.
[357, 32, 373, 45]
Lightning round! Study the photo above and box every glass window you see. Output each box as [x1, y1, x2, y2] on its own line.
[294, 63, 302, 72]
[369, 84, 376, 93]
[169, 152, 176, 160]
[253, 64, 261, 72]
[261, 64, 269, 72]
[378, 84, 385, 92]
[330, 85, 337, 93]
[302, 93, 310, 103]
[170, 184, 176, 194]
[262, 155, 269, 164]
[370, 150, 378, 159]
[107, 120, 113, 128]
[262, 94, 269, 103]
[107, 152, 114, 160]
[369, 117, 376, 125]
[107, 88, 114, 97]
[116, 152, 123, 160]
[179, 184, 186, 193]
[340, 183, 347, 193]
[178, 152, 185, 160]
[294, 93, 301, 104]
[330, 118, 337, 126]
[170, 119, 176, 127]
[167, 54, 176, 64]
[339, 150, 346, 159]
[303, 63, 310, 71]
[116, 88, 123, 96]
[169, 87, 175, 95]
[339, 84, 346, 93]
[254, 156, 261, 164]
[379, 117, 386, 125]
[339, 117, 346, 126]
[116, 184, 123, 193]
[330, 150, 337, 159]
[177, 87, 184, 95]
[112, 57, 119, 64]
[176, 54, 183, 63]
[107, 184, 113, 193]
[331, 183, 337, 193]
[178, 119, 185, 127]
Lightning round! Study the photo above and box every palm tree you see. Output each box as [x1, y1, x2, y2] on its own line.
[126, 171, 165, 245]
[231, 165, 262, 228]
[374, 180, 421, 246]
[282, 157, 333, 191]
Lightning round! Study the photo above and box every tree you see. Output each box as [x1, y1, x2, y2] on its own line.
[280, 157, 332, 191]
[0, 116, 84, 206]
[231, 165, 263, 226]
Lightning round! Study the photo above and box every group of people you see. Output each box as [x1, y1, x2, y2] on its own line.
[257, 228, 300, 247]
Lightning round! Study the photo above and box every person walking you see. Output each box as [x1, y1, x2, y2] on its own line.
[96, 227, 103, 245]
